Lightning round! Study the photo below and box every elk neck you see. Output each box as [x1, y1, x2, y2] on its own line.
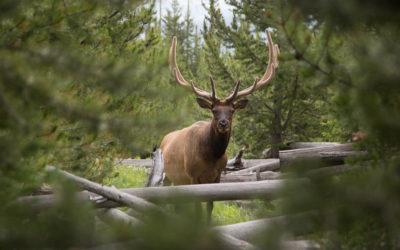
[205, 120, 231, 159]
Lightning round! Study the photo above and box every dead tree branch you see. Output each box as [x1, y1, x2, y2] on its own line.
[46, 166, 165, 214]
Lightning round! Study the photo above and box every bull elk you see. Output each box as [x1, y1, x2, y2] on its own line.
[160, 29, 279, 221]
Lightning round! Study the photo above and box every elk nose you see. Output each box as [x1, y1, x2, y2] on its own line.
[218, 119, 229, 128]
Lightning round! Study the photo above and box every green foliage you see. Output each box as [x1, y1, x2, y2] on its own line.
[0, 0, 186, 247]
[0, 0, 185, 184]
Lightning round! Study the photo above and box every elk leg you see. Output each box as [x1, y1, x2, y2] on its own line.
[189, 177, 203, 220]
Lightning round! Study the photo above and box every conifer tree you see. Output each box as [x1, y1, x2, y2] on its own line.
[0, 1, 184, 246]
[162, 0, 185, 41]
[203, 0, 330, 157]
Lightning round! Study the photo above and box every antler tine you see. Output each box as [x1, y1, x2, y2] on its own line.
[225, 79, 242, 102]
[170, 36, 215, 101]
[170, 37, 189, 87]
[209, 75, 217, 100]
[189, 80, 215, 100]
[230, 29, 279, 101]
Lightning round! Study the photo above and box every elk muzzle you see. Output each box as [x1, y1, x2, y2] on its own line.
[217, 119, 230, 133]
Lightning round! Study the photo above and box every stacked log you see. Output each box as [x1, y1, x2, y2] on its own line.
[279, 143, 355, 167]
[22, 142, 367, 249]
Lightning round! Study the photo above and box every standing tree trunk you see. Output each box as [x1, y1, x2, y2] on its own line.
[270, 87, 283, 158]
[270, 117, 283, 158]
[269, 75, 297, 158]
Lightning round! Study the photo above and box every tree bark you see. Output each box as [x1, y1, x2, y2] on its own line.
[269, 83, 284, 158]
[97, 208, 141, 227]
[230, 159, 280, 174]
[318, 150, 367, 163]
[46, 166, 165, 214]
[214, 211, 317, 243]
[144, 148, 165, 187]
[270, 111, 283, 158]
[279, 144, 354, 167]
[218, 233, 260, 250]
[220, 171, 282, 182]
[287, 142, 341, 149]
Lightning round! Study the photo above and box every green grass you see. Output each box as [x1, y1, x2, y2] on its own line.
[105, 164, 281, 225]
[103, 164, 148, 189]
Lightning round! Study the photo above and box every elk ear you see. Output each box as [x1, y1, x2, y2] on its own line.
[196, 98, 212, 109]
[233, 99, 249, 110]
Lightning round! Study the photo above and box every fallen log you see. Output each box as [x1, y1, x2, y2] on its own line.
[287, 142, 340, 149]
[97, 208, 141, 227]
[215, 212, 317, 243]
[18, 179, 307, 210]
[120, 156, 274, 172]
[229, 159, 280, 174]
[220, 171, 282, 182]
[144, 148, 165, 187]
[319, 151, 367, 162]
[279, 143, 354, 167]
[218, 233, 260, 250]
[46, 166, 165, 214]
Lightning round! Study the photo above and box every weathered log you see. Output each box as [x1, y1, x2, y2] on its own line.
[120, 156, 275, 171]
[220, 171, 282, 182]
[215, 212, 317, 243]
[18, 179, 306, 210]
[218, 233, 260, 250]
[144, 148, 165, 187]
[230, 159, 280, 174]
[97, 208, 141, 227]
[227, 146, 246, 168]
[287, 142, 341, 149]
[46, 166, 165, 214]
[279, 143, 354, 167]
[319, 151, 367, 162]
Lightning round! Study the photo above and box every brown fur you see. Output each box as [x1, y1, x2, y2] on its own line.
[160, 101, 238, 185]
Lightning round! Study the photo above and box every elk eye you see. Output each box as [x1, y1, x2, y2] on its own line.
[230, 110, 235, 114]
[212, 110, 217, 114]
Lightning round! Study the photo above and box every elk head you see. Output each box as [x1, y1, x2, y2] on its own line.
[169, 29, 280, 135]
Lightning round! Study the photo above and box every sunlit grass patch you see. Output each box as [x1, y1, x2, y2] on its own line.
[103, 164, 148, 188]
[212, 200, 283, 225]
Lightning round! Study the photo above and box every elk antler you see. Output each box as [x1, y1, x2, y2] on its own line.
[169, 37, 218, 101]
[226, 29, 280, 102]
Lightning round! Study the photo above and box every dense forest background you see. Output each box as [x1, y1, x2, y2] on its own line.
[1, 0, 399, 249]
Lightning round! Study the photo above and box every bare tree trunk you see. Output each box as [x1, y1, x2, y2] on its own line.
[270, 108, 283, 158]
[270, 83, 283, 158]
[270, 130, 282, 158]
